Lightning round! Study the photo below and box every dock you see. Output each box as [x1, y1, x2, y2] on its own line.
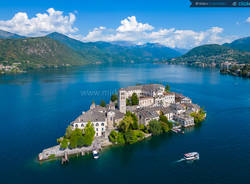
[38, 136, 112, 162]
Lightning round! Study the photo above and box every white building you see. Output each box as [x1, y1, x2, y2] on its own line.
[71, 107, 107, 137]
[71, 104, 124, 137]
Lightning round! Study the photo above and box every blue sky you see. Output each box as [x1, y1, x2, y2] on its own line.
[0, 0, 249, 49]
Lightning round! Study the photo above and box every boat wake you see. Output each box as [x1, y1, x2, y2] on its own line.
[175, 158, 185, 163]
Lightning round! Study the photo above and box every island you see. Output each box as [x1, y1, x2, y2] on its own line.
[38, 84, 206, 163]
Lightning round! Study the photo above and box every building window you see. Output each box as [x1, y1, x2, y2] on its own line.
[96, 133, 98, 136]
[102, 128, 104, 131]
[96, 123, 99, 126]
[81, 124, 84, 127]
[96, 128, 98, 131]
[75, 124, 78, 128]
[101, 123, 104, 126]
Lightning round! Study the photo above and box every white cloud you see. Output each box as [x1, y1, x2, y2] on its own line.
[82, 16, 231, 49]
[246, 17, 250, 23]
[116, 16, 154, 32]
[0, 8, 78, 36]
[0, 10, 234, 49]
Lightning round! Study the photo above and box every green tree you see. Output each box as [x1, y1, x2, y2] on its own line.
[69, 135, 78, 149]
[133, 130, 145, 140]
[111, 94, 118, 102]
[83, 121, 95, 146]
[109, 130, 119, 143]
[100, 100, 106, 107]
[159, 114, 168, 124]
[167, 121, 173, 130]
[125, 111, 139, 130]
[131, 93, 139, 105]
[161, 122, 170, 133]
[117, 133, 125, 144]
[190, 108, 206, 124]
[149, 120, 163, 136]
[126, 98, 131, 106]
[139, 124, 145, 131]
[124, 130, 138, 144]
[165, 84, 170, 92]
[65, 126, 73, 139]
[77, 135, 85, 147]
[118, 115, 134, 133]
[60, 138, 69, 149]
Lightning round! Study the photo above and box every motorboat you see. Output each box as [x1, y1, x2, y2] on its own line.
[92, 150, 99, 159]
[184, 152, 199, 160]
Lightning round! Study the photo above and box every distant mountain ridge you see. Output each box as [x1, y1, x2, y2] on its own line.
[169, 38, 250, 65]
[0, 31, 181, 73]
[47, 32, 181, 63]
[1, 29, 250, 74]
[223, 36, 250, 52]
[0, 30, 25, 39]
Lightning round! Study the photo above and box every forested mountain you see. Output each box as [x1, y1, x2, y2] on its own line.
[223, 36, 250, 52]
[0, 37, 87, 71]
[47, 32, 181, 63]
[169, 44, 250, 64]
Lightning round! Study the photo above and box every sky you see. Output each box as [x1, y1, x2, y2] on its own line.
[0, 0, 249, 49]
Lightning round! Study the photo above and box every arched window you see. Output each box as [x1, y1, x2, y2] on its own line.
[75, 124, 78, 128]
[96, 123, 99, 126]
[101, 123, 104, 126]
[81, 124, 84, 127]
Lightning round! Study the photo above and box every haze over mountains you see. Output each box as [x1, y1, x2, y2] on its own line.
[0, 30, 25, 39]
[0, 29, 250, 73]
[0, 30, 182, 71]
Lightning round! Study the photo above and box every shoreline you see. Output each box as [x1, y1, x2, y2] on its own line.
[38, 133, 152, 162]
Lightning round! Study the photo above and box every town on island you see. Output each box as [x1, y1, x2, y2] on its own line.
[38, 84, 206, 163]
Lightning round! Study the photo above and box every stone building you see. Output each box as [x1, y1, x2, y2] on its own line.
[139, 97, 154, 107]
[173, 114, 194, 127]
[119, 84, 165, 113]
[71, 104, 124, 137]
[175, 93, 192, 104]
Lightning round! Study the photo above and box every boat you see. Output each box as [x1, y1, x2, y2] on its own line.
[184, 152, 199, 160]
[92, 150, 99, 159]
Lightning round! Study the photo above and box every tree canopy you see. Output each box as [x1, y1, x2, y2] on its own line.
[100, 100, 106, 107]
[190, 108, 206, 124]
[111, 94, 118, 102]
[131, 93, 139, 105]
[83, 121, 95, 146]
[165, 84, 170, 92]
[149, 120, 163, 136]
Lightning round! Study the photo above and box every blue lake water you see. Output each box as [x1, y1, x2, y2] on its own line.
[0, 63, 250, 184]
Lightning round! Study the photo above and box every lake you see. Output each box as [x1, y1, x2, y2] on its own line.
[0, 63, 249, 184]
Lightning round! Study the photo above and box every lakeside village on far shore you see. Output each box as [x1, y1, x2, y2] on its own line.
[38, 84, 206, 162]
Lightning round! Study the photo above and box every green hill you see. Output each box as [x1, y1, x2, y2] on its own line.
[170, 44, 250, 64]
[0, 37, 88, 71]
